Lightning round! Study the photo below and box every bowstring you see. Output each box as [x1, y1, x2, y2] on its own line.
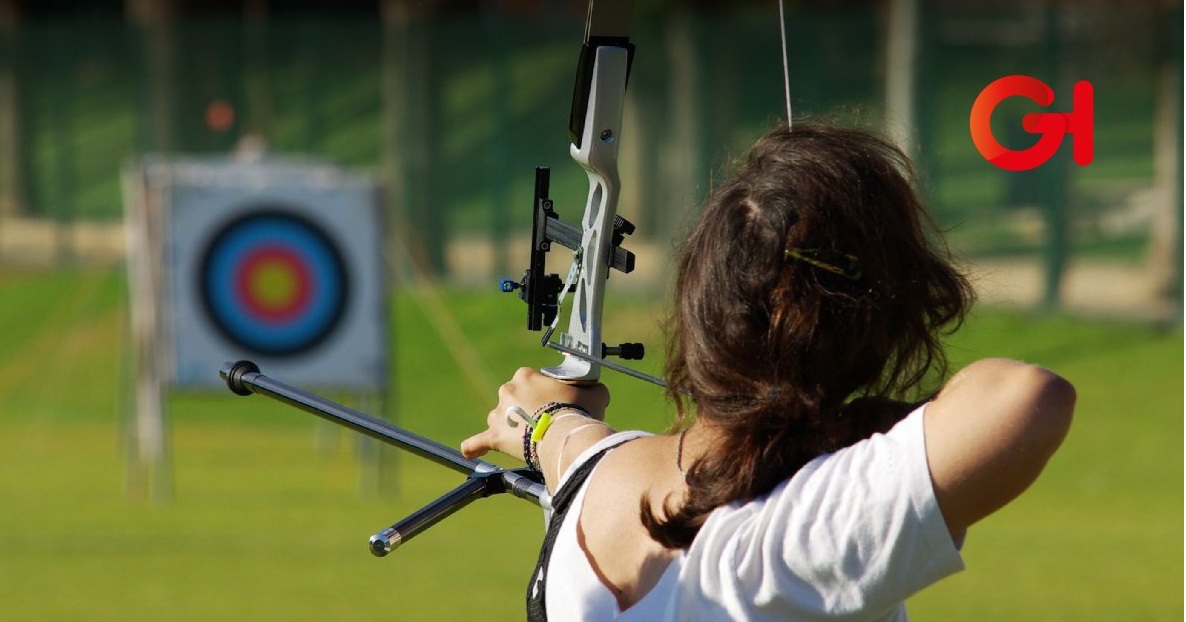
[777, 0, 793, 128]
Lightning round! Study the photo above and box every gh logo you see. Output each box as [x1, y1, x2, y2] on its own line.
[970, 75, 1094, 171]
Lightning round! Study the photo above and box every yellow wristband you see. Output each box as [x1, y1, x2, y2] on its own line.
[530, 403, 592, 445]
[530, 411, 554, 444]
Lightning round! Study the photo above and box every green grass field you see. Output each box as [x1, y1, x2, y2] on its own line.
[0, 268, 1181, 620]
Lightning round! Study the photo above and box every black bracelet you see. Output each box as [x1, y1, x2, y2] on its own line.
[522, 403, 592, 473]
[522, 425, 541, 471]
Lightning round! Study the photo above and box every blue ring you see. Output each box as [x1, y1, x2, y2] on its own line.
[198, 209, 349, 357]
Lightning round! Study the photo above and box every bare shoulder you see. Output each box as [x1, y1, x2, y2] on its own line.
[577, 436, 682, 609]
[923, 358, 1076, 534]
[580, 435, 680, 535]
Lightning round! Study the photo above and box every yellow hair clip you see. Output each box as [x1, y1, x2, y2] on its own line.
[784, 248, 862, 281]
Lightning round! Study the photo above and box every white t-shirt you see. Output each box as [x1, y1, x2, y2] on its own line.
[544, 406, 964, 621]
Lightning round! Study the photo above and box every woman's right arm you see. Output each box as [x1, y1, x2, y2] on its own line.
[923, 358, 1075, 536]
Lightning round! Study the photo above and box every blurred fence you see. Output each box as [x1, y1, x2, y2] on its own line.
[0, 1, 1180, 316]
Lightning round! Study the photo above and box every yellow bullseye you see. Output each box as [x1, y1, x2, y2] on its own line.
[248, 259, 300, 310]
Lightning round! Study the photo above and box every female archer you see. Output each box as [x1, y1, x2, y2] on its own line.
[462, 122, 1074, 621]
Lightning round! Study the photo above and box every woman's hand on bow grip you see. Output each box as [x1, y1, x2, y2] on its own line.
[460, 367, 610, 461]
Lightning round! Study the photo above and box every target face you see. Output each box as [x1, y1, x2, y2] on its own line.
[163, 159, 385, 390]
[198, 210, 350, 357]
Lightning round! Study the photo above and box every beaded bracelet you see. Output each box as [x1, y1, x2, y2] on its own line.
[530, 402, 592, 444]
[523, 402, 593, 473]
[522, 424, 541, 471]
[515, 402, 593, 472]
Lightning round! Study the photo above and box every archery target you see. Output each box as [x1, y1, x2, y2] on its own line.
[164, 159, 386, 390]
[198, 210, 349, 357]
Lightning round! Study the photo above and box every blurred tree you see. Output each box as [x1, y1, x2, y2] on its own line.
[1149, 0, 1182, 323]
[127, 0, 178, 152]
[382, 0, 445, 275]
[243, 0, 272, 139]
[884, 0, 920, 159]
[0, 0, 28, 218]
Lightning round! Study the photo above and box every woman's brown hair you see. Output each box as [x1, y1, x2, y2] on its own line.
[643, 123, 975, 549]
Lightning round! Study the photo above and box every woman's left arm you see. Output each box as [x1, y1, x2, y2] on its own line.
[460, 367, 615, 491]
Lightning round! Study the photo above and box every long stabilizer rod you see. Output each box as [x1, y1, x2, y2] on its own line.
[219, 360, 547, 555]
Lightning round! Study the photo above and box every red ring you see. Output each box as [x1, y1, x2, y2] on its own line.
[234, 245, 313, 323]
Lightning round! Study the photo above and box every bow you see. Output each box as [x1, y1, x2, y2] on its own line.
[220, 0, 657, 558]
[501, 0, 664, 389]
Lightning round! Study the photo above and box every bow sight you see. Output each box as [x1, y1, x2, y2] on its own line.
[498, 167, 653, 382]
